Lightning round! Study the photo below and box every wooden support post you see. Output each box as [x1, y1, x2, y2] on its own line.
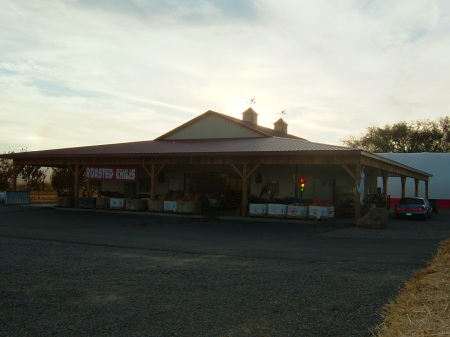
[142, 164, 165, 200]
[382, 171, 388, 201]
[341, 164, 362, 220]
[400, 176, 406, 198]
[230, 163, 260, 216]
[12, 164, 25, 191]
[425, 179, 429, 199]
[355, 164, 361, 220]
[414, 178, 419, 197]
[151, 164, 155, 199]
[67, 164, 81, 207]
[241, 164, 248, 216]
[74, 164, 80, 207]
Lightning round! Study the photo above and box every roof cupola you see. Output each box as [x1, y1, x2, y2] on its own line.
[274, 118, 288, 134]
[242, 107, 258, 125]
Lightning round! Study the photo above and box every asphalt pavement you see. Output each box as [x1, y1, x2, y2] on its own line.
[1, 205, 449, 337]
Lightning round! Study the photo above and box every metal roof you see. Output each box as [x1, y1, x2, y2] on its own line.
[2, 137, 356, 158]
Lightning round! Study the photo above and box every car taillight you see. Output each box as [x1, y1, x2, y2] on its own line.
[396, 207, 406, 211]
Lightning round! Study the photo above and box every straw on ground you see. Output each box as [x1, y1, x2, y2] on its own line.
[374, 238, 450, 336]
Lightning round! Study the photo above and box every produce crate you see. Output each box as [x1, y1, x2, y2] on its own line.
[110, 198, 125, 210]
[125, 199, 147, 211]
[267, 204, 287, 218]
[322, 206, 335, 218]
[308, 206, 323, 219]
[308, 206, 335, 219]
[148, 199, 164, 212]
[163, 200, 178, 212]
[5, 191, 31, 205]
[95, 197, 110, 209]
[178, 201, 201, 213]
[56, 196, 72, 208]
[287, 205, 308, 219]
[79, 197, 96, 209]
[249, 203, 267, 216]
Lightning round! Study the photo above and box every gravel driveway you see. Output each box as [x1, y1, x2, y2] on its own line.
[1, 205, 448, 337]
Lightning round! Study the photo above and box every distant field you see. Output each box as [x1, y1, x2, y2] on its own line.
[30, 190, 57, 203]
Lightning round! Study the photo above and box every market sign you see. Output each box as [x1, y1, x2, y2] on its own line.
[85, 167, 138, 182]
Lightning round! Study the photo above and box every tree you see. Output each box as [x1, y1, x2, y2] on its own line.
[20, 166, 48, 192]
[50, 168, 74, 197]
[0, 155, 13, 191]
[342, 117, 450, 153]
[18, 149, 48, 194]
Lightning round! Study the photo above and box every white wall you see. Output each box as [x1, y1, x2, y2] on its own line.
[376, 153, 449, 199]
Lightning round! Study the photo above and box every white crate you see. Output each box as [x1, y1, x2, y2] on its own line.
[163, 200, 178, 212]
[308, 206, 323, 219]
[323, 206, 335, 218]
[308, 206, 335, 219]
[249, 203, 267, 216]
[287, 205, 308, 218]
[109, 198, 125, 209]
[267, 204, 287, 217]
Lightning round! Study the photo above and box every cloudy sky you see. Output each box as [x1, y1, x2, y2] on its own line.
[1, 0, 449, 153]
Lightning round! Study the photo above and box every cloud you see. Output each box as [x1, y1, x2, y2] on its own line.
[0, 0, 449, 153]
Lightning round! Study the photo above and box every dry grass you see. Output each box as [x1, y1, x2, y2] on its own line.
[373, 239, 450, 336]
[30, 190, 57, 203]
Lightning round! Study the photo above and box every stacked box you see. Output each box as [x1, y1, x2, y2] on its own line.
[163, 200, 178, 212]
[110, 198, 125, 210]
[79, 197, 96, 209]
[267, 204, 287, 218]
[308, 206, 323, 219]
[96, 197, 110, 209]
[308, 206, 335, 219]
[5, 191, 31, 205]
[148, 199, 163, 212]
[125, 199, 147, 211]
[323, 206, 335, 218]
[56, 196, 72, 208]
[249, 204, 267, 216]
[178, 201, 201, 213]
[287, 205, 308, 218]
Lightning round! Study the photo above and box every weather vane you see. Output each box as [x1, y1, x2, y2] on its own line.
[278, 110, 286, 115]
[248, 98, 256, 105]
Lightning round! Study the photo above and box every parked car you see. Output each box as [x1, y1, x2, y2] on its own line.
[395, 197, 433, 221]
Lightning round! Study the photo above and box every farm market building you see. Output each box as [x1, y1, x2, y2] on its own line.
[2, 108, 432, 218]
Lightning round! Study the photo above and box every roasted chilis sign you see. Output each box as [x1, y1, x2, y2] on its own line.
[85, 167, 137, 182]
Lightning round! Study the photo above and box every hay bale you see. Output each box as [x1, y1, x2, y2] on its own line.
[356, 207, 388, 229]
[373, 238, 450, 337]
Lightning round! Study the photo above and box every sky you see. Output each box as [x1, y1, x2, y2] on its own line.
[1, 0, 450, 153]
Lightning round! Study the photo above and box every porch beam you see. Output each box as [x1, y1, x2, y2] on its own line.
[230, 163, 243, 178]
[246, 164, 260, 179]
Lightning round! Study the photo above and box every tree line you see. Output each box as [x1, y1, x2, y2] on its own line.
[342, 117, 449, 153]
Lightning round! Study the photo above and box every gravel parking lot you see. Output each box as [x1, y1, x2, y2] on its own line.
[1, 205, 449, 337]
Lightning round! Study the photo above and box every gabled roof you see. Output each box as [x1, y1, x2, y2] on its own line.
[155, 109, 307, 141]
